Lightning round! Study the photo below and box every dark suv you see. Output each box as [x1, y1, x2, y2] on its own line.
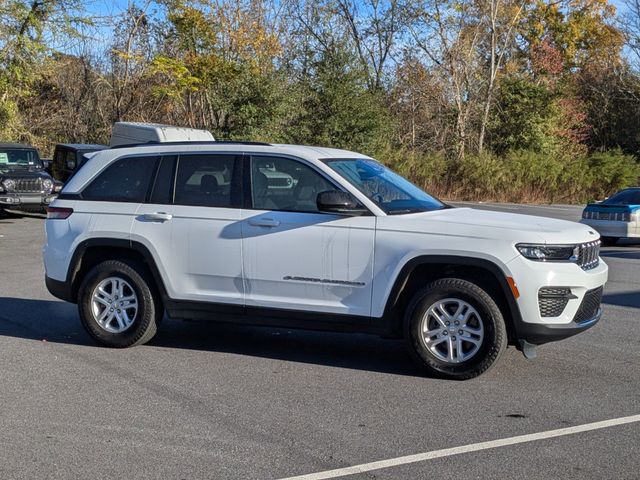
[51, 143, 108, 183]
[0, 143, 62, 213]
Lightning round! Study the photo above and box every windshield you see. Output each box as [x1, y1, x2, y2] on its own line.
[0, 148, 42, 168]
[603, 189, 640, 205]
[325, 158, 445, 214]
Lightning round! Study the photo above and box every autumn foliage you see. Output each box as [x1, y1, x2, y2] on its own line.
[0, 0, 639, 203]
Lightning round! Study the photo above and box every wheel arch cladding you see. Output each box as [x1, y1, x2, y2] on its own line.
[382, 255, 522, 344]
[68, 239, 168, 305]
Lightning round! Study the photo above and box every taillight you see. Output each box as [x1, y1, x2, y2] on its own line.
[47, 206, 73, 219]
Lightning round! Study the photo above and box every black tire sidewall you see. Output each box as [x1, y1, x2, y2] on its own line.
[78, 260, 158, 348]
[405, 279, 507, 379]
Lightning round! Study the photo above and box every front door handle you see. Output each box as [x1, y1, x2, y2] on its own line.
[248, 218, 280, 227]
[140, 212, 173, 222]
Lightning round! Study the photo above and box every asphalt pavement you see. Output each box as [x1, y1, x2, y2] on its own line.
[0, 203, 638, 480]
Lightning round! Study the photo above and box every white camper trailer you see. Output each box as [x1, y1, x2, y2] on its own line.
[109, 122, 214, 147]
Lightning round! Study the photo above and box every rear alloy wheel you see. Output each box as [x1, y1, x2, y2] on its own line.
[78, 260, 162, 347]
[91, 277, 139, 334]
[405, 278, 507, 380]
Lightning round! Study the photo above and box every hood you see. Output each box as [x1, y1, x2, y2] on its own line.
[0, 165, 51, 179]
[377, 207, 598, 245]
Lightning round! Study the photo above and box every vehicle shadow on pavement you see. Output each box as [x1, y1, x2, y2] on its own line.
[0, 296, 427, 377]
[602, 291, 640, 309]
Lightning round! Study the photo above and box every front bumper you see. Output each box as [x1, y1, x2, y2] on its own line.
[0, 193, 57, 209]
[506, 254, 608, 345]
[580, 219, 639, 238]
[515, 307, 602, 345]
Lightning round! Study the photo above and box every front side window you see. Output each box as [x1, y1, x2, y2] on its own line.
[82, 156, 158, 202]
[174, 154, 238, 208]
[325, 158, 445, 215]
[251, 156, 339, 212]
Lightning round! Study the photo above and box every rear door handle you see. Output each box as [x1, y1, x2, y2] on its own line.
[140, 212, 173, 222]
[248, 218, 280, 227]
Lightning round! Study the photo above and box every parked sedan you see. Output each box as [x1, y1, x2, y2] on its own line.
[581, 188, 640, 245]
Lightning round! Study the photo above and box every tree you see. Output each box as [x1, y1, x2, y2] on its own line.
[0, 0, 88, 142]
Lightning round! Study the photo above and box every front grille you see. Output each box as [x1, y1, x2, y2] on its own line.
[538, 287, 574, 317]
[584, 211, 630, 222]
[14, 178, 43, 193]
[573, 287, 603, 323]
[576, 241, 600, 271]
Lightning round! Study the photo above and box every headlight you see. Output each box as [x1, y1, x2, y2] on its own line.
[42, 178, 53, 193]
[2, 178, 15, 192]
[516, 244, 578, 262]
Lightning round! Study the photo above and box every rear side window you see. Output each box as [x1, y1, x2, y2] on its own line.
[174, 154, 239, 208]
[82, 156, 158, 202]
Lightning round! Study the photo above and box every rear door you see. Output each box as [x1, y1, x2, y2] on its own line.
[241, 155, 376, 318]
[132, 153, 245, 305]
[81, 154, 159, 241]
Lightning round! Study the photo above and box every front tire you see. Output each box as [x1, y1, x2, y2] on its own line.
[78, 259, 162, 347]
[404, 278, 507, 380]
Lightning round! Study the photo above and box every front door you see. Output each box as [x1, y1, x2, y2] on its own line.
[241, 155, 375, 318]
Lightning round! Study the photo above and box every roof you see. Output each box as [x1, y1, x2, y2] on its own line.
[57, 143, 108, 150]
[64, 142, 373, 195]
[0, 143, 36, 149]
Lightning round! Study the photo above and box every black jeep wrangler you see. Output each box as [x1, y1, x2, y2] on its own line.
[0, 143, 63, 213]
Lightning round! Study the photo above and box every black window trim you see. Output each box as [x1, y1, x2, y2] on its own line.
[148, 155, 177, 205]
[244, 153, 373, 216]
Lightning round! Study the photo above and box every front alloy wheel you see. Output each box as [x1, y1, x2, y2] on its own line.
[405, 278, 507, 379]
[420, 298, 484, 363]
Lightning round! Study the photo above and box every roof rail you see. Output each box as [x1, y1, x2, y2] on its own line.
[110, 140, 272, 149]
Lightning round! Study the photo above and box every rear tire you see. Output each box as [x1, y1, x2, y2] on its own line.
[600, 236, 619, 246]
[404, 278, 507, 380]
[78, 259, 163, 347]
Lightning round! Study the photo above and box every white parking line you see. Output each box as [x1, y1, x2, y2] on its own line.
[278, 414, 640, 480]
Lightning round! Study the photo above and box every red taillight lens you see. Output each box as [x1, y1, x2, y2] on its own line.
[47, 206, 73, 219]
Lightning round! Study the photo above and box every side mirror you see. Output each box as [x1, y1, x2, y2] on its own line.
[317, 191, 368, 216]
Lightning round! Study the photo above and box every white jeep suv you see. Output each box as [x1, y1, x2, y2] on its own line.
[43, 142, 608, 379]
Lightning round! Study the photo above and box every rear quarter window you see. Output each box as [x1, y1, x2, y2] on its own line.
[82, 156, 159, 202]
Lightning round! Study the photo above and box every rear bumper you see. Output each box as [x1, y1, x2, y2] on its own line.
[45, 275, 75, 303]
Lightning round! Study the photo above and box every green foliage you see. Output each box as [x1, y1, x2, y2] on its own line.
[380, 148, 448, 196]
[293, 47, 392, 153]
[398, 149, 639, 204]
[491, 78, 557, 154]
[587, 150, 640, 200]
